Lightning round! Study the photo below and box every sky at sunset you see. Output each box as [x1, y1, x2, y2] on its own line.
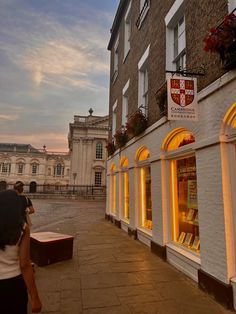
[0, 0, 119, 151]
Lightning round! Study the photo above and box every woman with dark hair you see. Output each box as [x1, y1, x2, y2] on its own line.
[0, 189, 42, 313]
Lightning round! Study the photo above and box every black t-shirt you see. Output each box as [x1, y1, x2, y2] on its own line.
[19, 195, 32, 222]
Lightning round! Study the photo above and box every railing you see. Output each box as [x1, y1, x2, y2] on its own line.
[0, 184, 106, 198]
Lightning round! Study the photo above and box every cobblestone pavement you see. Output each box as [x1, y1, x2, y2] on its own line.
[29, 199, 233, 314]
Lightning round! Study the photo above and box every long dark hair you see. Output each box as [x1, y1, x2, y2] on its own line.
[0, 190, 24, 250]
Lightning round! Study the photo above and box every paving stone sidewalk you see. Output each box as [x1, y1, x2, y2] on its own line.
[30, 200, 233, 314]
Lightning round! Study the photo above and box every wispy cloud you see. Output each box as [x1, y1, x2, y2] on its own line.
[0, 0, 117, 150]
[1, 7, 110, 91]
[0, 114, 18, 121]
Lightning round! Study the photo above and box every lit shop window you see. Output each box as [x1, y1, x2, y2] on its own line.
[110, 163, 117, 214]
[165, 129, 195, 151]
[166, 130, 199, 252]
[171, 156, 199, 252]
[137, 147, 152, 229]
[121, 157, 129, 220]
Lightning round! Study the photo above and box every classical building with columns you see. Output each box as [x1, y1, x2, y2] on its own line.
[68, 109, 109, 187]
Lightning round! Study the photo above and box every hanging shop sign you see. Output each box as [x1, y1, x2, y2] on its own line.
[167, 76, 198, 121]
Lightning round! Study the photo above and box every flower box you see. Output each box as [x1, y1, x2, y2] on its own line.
[203, 11, 236, 70]
[126, 109, 147, 137]
[114, 128, 128, 148]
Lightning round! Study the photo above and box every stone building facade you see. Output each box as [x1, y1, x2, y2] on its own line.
[0, 143, 70, 192]
[106, 0, 236, 309]
[68, 110, 109, 187]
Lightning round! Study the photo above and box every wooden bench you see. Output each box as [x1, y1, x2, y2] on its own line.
[30, 232, 74, 266]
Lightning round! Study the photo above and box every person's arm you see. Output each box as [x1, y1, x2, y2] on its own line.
[28, 205, 35, 214]
[19, 225, 42, 313]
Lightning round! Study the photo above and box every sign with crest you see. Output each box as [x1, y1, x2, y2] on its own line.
[167, 76, 198, 121]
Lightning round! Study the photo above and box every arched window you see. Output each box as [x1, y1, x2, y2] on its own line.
[54, 163, 64, 176]
[120, 157, 129, 220]
[0, 181, 7, 191]
[29, 181, 37, 193]
[0, 160, 11, 174]
[31, 162, 38, 175]
[162, 128, 195, 151]
[17, 162, 25, 174]
[163, 128, 199, 252]
[96, 142, 103, 159]
[136, 147, 152, 230]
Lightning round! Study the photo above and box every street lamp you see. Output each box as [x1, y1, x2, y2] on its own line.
[73, 172, 77, 194]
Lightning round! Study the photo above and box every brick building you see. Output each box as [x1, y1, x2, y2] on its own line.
[106, 0, 236, 309]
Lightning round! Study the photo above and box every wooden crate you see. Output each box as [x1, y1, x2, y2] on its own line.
[30, 232, 74, 266]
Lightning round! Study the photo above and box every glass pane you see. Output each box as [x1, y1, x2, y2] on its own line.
[167, 130, 195, 151]
[172, 156, 200, 252]
[124, 172, 129, 219]
[178, 31, 186, 54]
[142, 166, 152, 229]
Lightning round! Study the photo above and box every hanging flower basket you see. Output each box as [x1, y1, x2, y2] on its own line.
[203, 11, 236, 70]
[114, 127, 128, 148]
[125, 109, 148, 137]
[106, 141, 116, 156]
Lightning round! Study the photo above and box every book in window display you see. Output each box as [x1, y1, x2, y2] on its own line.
[194, 212, 199, 224]
[187, 180, 198, 209]
[183, 232, 193, 246]
[178, 231, 186, 244]
[191, 236, 200, 251]
[186, 208, 195, 221]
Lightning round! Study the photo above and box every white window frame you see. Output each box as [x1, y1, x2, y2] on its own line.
[96, 142, 103, 159]
[17, 163, 24, 174]
[228, 0, 236, 12]
[0, 162, 11, 174]
[112, 101, 117, 136]
[122, 79, 130, 126]
[124, 1, 132, 61]
[138, 45, 150, 116]
[165, 0, 186, 73]
[137, 0, 150, 29]
[112, 36, 119, 83]
[95, 171, 102, 187]
[55, 163, 64, 176]
[31, 163, 38, 175]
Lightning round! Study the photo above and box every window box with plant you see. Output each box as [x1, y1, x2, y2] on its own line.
[203, 10, 236, 70]
[126, 109, 148, 137]
[114, 127, 128, 148]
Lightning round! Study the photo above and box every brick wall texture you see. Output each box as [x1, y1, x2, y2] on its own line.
[108, 0, 228, 135]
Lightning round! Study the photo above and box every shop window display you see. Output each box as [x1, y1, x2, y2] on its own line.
[123, 172, 129, 219]
[141, 166, 152, 229]
[110, 164, 116, 214]
[172, 156, 199, 252]
[121, 157, 129, 220]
